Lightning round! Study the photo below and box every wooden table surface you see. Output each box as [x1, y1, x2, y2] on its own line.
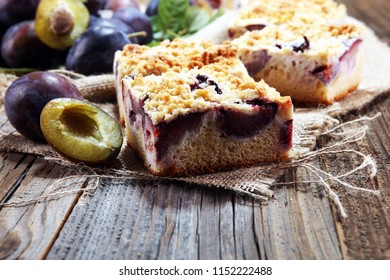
[0, 0, 389, 260]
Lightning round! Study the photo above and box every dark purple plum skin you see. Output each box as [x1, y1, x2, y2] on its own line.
[113, 7, 153, 44]
[280, 120, 293, 150]
[153, 112, 204, 160]
[0, 0, 40, 29]
[4, 72, 83, 142]
[88, 17, 139, 43]
[245, 24, 266, 32]
[276, 36, 310, 53]
[243, 50, 271, 76]
[1, 21, 64, 69]
[145, 0, 159, 16]
[65, 26, 131, 75]
[312, 39, 362, 85]
[219, 99, 278, 138]
[84, 0, 107, 15]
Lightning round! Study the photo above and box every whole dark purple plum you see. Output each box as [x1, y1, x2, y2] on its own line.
[0, 0, 40, 29]
[1, 20, 64, 69]
[4, 71, 83, 142]
[113, 7, 153, 44]
[65, 25, 131, 75]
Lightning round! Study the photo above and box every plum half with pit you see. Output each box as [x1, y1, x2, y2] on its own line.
[4, 71, 83, 142]
[65, 25, 132, 75]
[40, 98, 123, 165]
[35, 0, 90, 50]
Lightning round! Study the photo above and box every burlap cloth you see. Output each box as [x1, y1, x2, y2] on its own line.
[0, 14, 389, 213]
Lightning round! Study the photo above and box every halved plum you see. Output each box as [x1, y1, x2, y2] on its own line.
[35, 0, 90, 50]
[40, 98, 123, 164]
[4, 71, 83, 142]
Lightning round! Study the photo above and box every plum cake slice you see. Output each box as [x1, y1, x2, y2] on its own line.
[114, 39, 246, 125]
[233, 23, 364, 104]
[122, 63, 293, 176]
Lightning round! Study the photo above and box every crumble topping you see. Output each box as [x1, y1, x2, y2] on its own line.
[233, 23, 363, 59]
[116, 39, 241, 78]
[124, 64, 292, 124]
[230, 0, 347, 37]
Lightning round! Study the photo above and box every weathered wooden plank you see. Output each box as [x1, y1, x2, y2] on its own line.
[46, 179, 138, 259]
[256, 168, 342, 260]
[339, 0, 390, 44]
[0, 158, 88, 259]
[43, 168, 343, 260]
[325, 96, 390, 260]
[196, 188, 223, 259]
[232, 196, 260, 260]
[0, 153, 35, 202]
[157, 183, 200, 260]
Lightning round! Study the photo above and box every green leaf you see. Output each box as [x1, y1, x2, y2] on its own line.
[158, 0, 189, 37]
[151, 0, 224, 41]
[187, 7, 210, 33]
[147, 41, 162, 47]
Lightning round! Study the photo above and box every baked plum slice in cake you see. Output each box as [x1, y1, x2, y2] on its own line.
[234, 23, 364, 104]
[122, 64, 293, 176]
[113, 39, 246, 125]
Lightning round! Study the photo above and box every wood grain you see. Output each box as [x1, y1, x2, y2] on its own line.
[340, 0, 390, 45]
[42, 87, 390, 259]
[0, 158, 90, 259]
[0, 153, 35, 204]
[327, 94, 390, 260]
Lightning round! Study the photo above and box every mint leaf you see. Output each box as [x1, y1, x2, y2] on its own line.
[158, 0, 189, 39]
[151, 0, 224, 41]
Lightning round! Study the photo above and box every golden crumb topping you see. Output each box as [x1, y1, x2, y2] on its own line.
[116, 39, 240, 78]
[233, 23, 363, 57]
[237, 0, 345, 23]
[124, 64, 291, 124]
[229, 0, 347, 38]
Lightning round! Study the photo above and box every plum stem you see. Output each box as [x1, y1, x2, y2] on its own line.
[127, 31, 147, 39]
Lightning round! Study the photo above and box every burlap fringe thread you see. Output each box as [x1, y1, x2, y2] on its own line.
[0, 113, 381, 218]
